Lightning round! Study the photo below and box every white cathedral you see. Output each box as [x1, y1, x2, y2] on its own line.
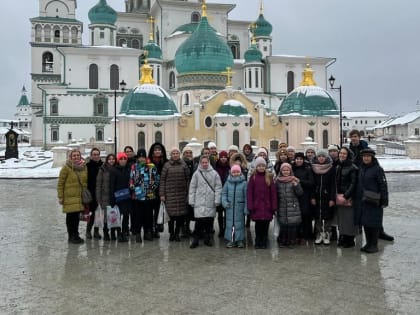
[29, 0, 341, 153]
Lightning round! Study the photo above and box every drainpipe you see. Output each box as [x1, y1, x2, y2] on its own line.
[56, 46, 66, 84]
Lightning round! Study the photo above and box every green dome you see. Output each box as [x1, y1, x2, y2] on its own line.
[88, 0, 117, 25]
[143, 40, 162, 59]
[216, 100, 249, 117]
[120, 84, 178, 116]
[244, 44, 262, 62]
[254, 14, 272, 37]
[278, 86, 339, 116]
[175, 16, 233, 74]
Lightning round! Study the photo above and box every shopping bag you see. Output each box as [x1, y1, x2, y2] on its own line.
[79, 206, 91, 222]
[94, 206, 104, 229]
[106, 205, 121, 229]
[157, 202, 169, 225]
[273, 216, 280, 238]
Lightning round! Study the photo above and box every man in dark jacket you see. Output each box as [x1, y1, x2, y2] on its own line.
[86, 147, 103, 240]
[349, 130, 394, 242]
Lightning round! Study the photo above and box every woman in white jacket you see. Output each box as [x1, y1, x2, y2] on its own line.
[189, 155, 222, 248]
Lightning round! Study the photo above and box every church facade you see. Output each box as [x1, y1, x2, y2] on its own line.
[29, 0, 339, 153]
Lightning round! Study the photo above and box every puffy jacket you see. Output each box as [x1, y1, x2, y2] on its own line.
[276, 180, 303, 225]
[95, 163, 113, 209]
[57, 160, 87, 213]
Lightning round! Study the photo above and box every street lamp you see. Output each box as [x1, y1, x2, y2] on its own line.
[114, 80, 127, 155]
[328, 75, 343, 147]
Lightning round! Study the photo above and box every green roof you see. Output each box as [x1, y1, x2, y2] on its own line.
[17, 94, 30, 107]
[120, 85, 178, 116]
[88, 0, 117, 25]
[217, 100, 249, 116]
[143, 40, 162, 59]
[244, 44, 262, 62]
[175, 16, 233, 74]
[278, 86, 339, 116]
[254, 14, 272, 37]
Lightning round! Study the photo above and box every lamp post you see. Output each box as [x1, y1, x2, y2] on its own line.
[114, 80, 127, 155]
[328, 75, 343, 147]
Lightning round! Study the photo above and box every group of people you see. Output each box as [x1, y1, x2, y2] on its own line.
[57, 129, 392, 254]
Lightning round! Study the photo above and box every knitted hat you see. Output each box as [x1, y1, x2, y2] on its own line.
[136, 148, 147, 158]
[117, 152, 128, 161]
[328, 144, 340, 152]
[257, 147, 267, 156]
[219, 150, 228, 158]
[316, 149, 329, 157]
[228, 145, 239, 152]
[295, 152, 305, 159]
[286, 146, 295, 152]
[207, 142, 217, 149]
[360, 148, 376, 156]
[231, 164, 242, 173]
[255, 156, 267, 166]
[182, 146, 193, 154]
[305, 146, 317, 155]
[280, 162, 293, 173]
[170, 147, 180, 154]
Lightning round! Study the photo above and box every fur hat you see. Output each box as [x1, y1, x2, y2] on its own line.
[117, 152, 128, 161]
[295, 152, 305, 159]
[207, 142, 217, 149]
[231, 164, 242, 173]
[219, 150, 228, 158]
[228, 145, 239, 152]
[182, 146, 193, 154]
[360, 148, 376, 156]
[136, 148, 147, 158]
[328, 144, 340, 152]
[255, 156, 267, 166]
[257, 147, 267, 156]
[316, 149, 329, 157]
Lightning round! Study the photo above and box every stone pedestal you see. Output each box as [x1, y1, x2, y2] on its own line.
[376, 144, 385, 155]
[186, 138, 203, 158]
[404, 136, 420, 159]
[52, 147, 70, 168]
[300, 137, 318, 152]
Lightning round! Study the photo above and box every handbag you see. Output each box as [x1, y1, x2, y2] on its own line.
[114, 188, 131, 203]
[336, 193, 352, 207]
[106, 205, 121, 229]
[363, 190, 381, 206]
[79, 206, 91, 222]
[75, 172, 92, 205]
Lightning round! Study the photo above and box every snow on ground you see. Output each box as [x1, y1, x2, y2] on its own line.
[0, 146, 419, 179]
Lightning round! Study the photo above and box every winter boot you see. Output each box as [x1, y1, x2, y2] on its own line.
[314, 232, 323, 245]
[379, 227, 394, 241]
[323, 232, 331, 245]
[330, 226, 338, 242]
[255, 236, 261, 249]
[204, 234, 213, 247]
[93, 227, 101, 240]
[364, 227, 379, 253]
[342, 235, 355, 248]
[136, 233, 142, 243]
[217, 214, 225, 237]
[110, 228, 117, 241]
[144, 230, 153, 241]
[360, 227, 370, 252]
[117, 229, 128, 242]
[190, 237, 199, 249]
[103, 228, 110, 241]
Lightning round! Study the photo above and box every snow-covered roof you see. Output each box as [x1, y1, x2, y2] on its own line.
[343, 111, 389, 118]
[379, 111, 420, 128]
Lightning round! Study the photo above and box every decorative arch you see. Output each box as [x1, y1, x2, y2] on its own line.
[233, 130, 240, 147]
[155, 131, 162, 143]
[287, 71, 295, 93]
[308, 130, 315, 141]
[110, 64, 119, 90]
[322, 130, 328, 148]
[42, 52, 54, 72]
[169, 71, 176, 89]
[89, 64, 99, 89]
[138, 131, 146, 149]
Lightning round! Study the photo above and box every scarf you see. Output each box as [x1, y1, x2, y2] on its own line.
[66, 159, 85, 171]
[311, 161, 332, 175]
[277, 175, 294, 183]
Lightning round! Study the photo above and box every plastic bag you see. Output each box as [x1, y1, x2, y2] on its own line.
[273, 216, 280, 238]
[157, 202, 169, 225]
[94, 206, 104, 229]
[106, 205, 121, 229]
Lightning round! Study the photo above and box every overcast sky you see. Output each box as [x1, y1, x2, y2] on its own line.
[1, 0, 419, 119]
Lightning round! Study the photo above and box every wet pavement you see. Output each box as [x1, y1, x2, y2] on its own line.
[1, 174, 420, 314]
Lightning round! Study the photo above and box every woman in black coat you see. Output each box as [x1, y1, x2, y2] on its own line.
[357, 148, 389, 253]
[110, 152, 133, 242]
[335, 147, 359, 248]
[292, 152, 315, 243]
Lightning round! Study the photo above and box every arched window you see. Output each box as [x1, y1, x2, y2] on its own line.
[110, 64, 119, 90]
[155, 131, 162, 143]
[89, 64, 99, 89]
[53, 27, 60, 43]
[62, 27, 69, 43]
[248, 69, 252, 88]
[179, 141, 188, 152]
[286, 130, 289, 145]
[35, 25, 42, 41]
[44, 25, 51, 42]
[322, 130, 328, 148]
[169, 71, 176, 89]
[183, 93, 189, 105]
[51, 127, 59, 141]
[191, 12, 201, 23]
[308, 130, 314, 141]
[96, 129, 104, 142]
[119, 38, 127, 47]
[42, 52, 54, 72]
[132, 39, 140, 49]
[233, 130, 240, 147]
[71, 27, 78, 43]
[138, 132, 146, 149]
[287, 71, 295, 93]
[50, 97, 58, 115]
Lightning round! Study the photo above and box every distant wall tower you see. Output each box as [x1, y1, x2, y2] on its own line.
[30, 0, 83, 145]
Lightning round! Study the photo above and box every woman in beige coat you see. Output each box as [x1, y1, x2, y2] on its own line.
[57, 149, 88, 244]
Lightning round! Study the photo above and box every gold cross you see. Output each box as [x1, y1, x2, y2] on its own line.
[222, 67, 235, 87]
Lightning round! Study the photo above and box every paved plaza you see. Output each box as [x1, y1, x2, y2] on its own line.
[1, 174, 420, 314]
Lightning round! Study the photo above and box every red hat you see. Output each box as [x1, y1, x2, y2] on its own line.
[219, 150, 228, 158]
[117, 152, 128, 161]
